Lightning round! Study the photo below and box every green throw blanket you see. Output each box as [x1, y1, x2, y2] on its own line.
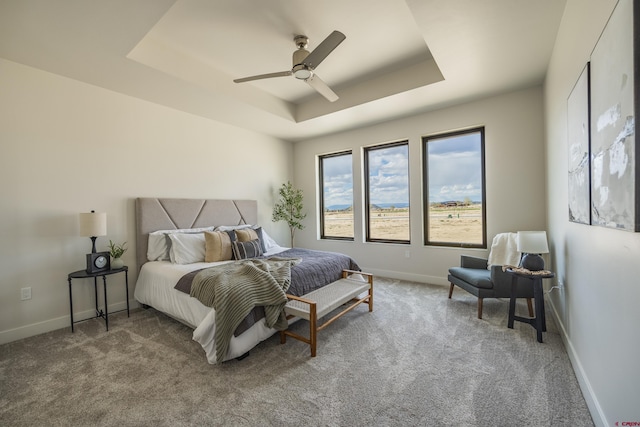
[190, 257, 301, 362]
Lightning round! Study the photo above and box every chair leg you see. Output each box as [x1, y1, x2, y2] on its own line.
[526, 298, 534, 317]
[448, 283, 454, 299]
[477, 298, 483, 319]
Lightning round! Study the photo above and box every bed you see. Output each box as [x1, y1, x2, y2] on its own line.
[133, 197, 360, 364]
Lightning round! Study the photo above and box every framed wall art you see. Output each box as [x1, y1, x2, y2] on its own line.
[589, 0, 639, 231]
[568, 62, 591, 225]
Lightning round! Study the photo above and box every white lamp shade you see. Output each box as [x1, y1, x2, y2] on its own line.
[79, 212, 107, 237]
[517, 231, 549, 254]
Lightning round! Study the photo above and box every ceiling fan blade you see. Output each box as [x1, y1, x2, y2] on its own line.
[233, 71, 292, 83]
[302, 30, 345, 69]
[305, 74, 339, 102]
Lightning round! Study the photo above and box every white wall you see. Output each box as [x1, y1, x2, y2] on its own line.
[293, 87, 547, 283]
[545, 0, 640, 425]
[0, 58, 292, 344]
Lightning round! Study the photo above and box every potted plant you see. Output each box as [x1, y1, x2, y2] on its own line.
[108, 240, 127, 269]
[272, 181, 306, 247]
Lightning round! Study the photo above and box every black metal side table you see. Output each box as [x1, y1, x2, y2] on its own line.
[67, 266, 129, 332]
[506, 268, 555, 343]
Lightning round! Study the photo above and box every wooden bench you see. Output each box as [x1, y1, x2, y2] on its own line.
[280, 269, 373, 357]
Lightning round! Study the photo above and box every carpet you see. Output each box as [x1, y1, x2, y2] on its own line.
[0, 277, 593, 426]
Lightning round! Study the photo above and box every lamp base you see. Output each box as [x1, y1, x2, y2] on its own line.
[521, 253, 544, 271]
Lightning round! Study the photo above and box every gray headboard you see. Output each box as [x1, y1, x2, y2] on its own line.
[135, 198, 258, 270]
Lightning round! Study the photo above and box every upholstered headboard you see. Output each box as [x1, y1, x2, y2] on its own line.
[135, 198, 258, 270]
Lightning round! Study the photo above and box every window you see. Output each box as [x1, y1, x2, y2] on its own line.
[319, 151, 353, 240]
[423, 128, 486, 248]
[364, 141, 410, 243]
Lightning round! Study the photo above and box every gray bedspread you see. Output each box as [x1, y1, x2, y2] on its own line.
[174, 248, 360, 338]
[282, 248, 361, 296]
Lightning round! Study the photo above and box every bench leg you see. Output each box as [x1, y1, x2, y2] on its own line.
[477, 298, 483, 319]
[310, 305, 317, 357]
[448, 283, 455, 299]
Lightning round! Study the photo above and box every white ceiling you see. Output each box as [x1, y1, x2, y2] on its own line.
[0, 0, 566, 142]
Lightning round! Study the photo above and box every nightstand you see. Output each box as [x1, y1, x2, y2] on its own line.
[67, 266, 129, 332]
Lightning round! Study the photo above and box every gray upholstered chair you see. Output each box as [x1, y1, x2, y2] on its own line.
[448, 255, 534, 319]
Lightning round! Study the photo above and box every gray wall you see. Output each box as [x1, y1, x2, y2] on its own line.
[0, 58, 293, 343]
[545, 0, 639, 425]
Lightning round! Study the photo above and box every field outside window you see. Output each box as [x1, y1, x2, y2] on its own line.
[364, 141, 410, 243]
[423, 128, 486, 248]
[319, 151, 354, 239]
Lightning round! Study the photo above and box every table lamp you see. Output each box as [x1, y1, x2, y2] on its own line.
[517, 231, 549, 271]
[79, 210, 110, 273]
[79, 210, 107, 253]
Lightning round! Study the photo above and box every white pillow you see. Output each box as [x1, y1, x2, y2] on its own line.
[259, 228, 279, 251]
[147, 226, 214, 261]
[168, 233, 206, 264]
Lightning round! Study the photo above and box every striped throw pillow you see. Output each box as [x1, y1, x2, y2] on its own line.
[232, 239, 263, 260]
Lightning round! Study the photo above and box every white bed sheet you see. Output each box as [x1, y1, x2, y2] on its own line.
[134, 246, 288, 364]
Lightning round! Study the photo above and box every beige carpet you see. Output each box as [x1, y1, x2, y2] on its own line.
[0, 277, 593, 426]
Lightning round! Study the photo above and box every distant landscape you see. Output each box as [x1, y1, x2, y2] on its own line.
[324, 202, 482, 243]
[326, 203, 409, 211]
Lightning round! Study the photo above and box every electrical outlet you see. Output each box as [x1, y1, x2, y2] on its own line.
[405, 250, 411, 258]
[21, 287, 32, 301]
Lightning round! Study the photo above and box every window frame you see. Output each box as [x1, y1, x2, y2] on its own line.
[422, 127, 487, 249]
[363, 140, 411, 244]
[319, 150, 354, 241]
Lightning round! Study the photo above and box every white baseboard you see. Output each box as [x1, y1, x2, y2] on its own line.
[547, 297, 606, 427]
[0, 299, 139, 345]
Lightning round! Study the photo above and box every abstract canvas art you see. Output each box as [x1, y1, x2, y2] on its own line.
[568, 63, 591, 225]
[589, 0, 639, 231]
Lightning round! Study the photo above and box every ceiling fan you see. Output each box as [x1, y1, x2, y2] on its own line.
[233, 30, 346, 102]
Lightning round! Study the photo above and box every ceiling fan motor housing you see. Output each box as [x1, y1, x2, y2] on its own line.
[292, 36, 312, 79]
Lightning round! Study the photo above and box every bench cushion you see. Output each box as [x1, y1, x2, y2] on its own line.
[284, 278, 370, 319]
[448, 267, 494, 289]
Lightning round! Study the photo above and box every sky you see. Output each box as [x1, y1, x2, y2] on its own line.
[427, 132, 483, 203]
[366, 144, 409, 205]
[322, 132, 482, 208]
[322, 154, 354, 208]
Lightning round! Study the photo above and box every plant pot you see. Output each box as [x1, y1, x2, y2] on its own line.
[111, 257, 124, 269]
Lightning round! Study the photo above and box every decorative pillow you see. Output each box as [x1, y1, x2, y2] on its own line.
[168, 233, 206, 264]
[232, 239, 263, 260]
[235, 227, 267, 253]
[204, 231, 235, 262]
[147, 226, 214, 261]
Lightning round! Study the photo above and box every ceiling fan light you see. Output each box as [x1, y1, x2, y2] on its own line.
[292, 64, 312, 80]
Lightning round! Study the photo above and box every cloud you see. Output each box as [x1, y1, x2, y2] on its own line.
[367, 145, 409, 204]
[427, 133, 482, 202]
[322, 154, 353, 206]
